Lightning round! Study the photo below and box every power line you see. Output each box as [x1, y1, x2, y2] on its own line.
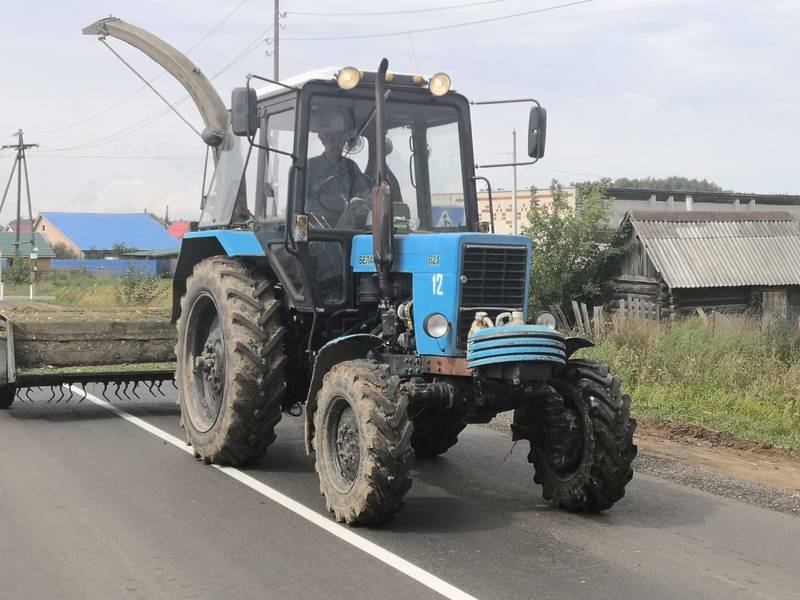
[30, 0, 252, 136]
[46, 22, 274, 153]
[288, 0, 516, 17]
[33, 155, 204, 160]
[285, 0, 592, 41]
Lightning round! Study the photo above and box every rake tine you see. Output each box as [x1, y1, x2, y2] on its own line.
[155, 380, 165, 397]
[55, 385, 65, 404]
[121, 381, 132, 401]
[101, 381, 109, 401]
[171, 379, 178, 390]
[24, 387, 33, 403]
[131, 381, 141, 401]
[47, 386, 56, 403]
[78, 383, 87, 403]
[114, 381, 123, 402]
[147, 380, 156, 397]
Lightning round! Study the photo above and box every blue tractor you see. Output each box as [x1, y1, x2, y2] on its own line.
[82, 17, 636, 526]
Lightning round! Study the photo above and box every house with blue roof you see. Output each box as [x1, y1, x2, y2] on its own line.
[33, 212, 180, 259]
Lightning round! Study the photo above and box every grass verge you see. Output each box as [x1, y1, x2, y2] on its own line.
[580, 316, 800, 452]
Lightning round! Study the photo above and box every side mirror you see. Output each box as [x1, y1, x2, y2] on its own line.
[528, 106, 547, 159]
[231, 87, 258, 137]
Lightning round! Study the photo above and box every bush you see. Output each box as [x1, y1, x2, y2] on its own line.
[116, 262, 163, 306]
[5, 257, 32, 284]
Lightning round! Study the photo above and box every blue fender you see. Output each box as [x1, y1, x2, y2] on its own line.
[304, 334, 385, 454]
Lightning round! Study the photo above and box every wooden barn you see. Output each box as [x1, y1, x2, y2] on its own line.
[609, 211, 800, 319]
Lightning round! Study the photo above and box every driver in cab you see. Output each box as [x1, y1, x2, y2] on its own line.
[306, 130, 370, 229]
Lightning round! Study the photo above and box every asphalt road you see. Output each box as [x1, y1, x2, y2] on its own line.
[1, 386, 798, 600]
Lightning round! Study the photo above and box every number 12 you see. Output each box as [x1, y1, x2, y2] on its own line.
[432, 273, 444, 296]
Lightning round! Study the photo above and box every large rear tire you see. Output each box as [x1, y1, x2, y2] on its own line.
[513, 359, 636, 512]
[314, 360, 414, 525]
[0, 385, 14, 409]
[176, 257, 287, 466]
[410, 415, 466, 458]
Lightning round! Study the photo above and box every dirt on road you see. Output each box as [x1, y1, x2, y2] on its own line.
[636, 419, 800, 494]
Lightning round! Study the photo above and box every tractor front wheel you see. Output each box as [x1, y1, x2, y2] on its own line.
[314, 360, 414, 525]
[176, 257, 287, 466]
[513, 359, 637, 512]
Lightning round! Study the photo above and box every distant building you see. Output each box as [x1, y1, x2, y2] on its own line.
[4, 219, 34, 234]
[33, 212, 179, 259]
[432, 187, 577, 234]
[605, 187, 800, 229]
[167, 220, 191, 240]
[609, 211, 800, 320]
[0, 232, 55, 271]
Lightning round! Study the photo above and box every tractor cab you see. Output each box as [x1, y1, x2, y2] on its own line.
[195, 66, 548, 359]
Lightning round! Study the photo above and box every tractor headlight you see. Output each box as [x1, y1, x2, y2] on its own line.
[337, 67, 362, 90]
[429, 72, 451, 96]
[535, 311, 557, 329]
[424, 313, 450, 339]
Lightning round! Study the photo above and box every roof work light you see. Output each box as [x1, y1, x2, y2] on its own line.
[337, 67, 362, 90]
[429, 72, 452, 96]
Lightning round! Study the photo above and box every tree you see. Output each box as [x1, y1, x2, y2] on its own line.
[524, 179, 621, 311]
[51, 242, 78, 259]
[610, 176, 724, 192]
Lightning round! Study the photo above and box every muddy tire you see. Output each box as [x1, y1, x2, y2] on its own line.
[513, 359, 637, 512]
[314, 360, 414, 525]
[176, 256, 287, 466]
[411, 415, 466, 458]
[0, 385, 14, 409]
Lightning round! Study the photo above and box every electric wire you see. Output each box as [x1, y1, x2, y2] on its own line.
[287, 0, 517, 17]
[285, 0, 592, 41]
[29, 0, 252, 136]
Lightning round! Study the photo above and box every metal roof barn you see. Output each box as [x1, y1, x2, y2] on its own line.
[628, 211, 800, 289]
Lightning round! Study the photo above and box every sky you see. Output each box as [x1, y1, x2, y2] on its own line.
[0, 0, 798, 223]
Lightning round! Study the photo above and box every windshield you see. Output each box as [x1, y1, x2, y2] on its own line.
[304, 94, 468, 231]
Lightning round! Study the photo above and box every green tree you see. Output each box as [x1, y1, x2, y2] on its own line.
[51, 242, 78, 259]
[524, 179, 619, 311]
[610, 176, 724, 192]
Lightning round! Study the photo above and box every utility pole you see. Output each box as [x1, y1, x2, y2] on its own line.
[1, 129, 39, 298]
[512, 129, 518, 234]
[273, 0, 280, 80]
[1, 130, 38, 256]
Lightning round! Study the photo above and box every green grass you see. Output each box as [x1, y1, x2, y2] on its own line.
[580, 316, 800, 451]
[4, 271, 170, 309]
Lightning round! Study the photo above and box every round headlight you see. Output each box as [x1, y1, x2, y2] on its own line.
[424, 313, 450, 339]
[337, 67, 361, 90]
[429, 72, 451, 96]
[535, 311, 557, 329]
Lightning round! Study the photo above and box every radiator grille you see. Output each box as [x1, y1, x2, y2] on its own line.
[457, 244, 528, 346]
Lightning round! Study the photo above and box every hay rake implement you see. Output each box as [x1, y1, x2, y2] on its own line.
[0, 312, 176, 407]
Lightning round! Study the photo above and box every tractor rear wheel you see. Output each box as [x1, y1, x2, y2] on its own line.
[411, 415, 466, 458]
[176, 257, 287, 466]
[314, 360, 414, 525]
[513, 359, 636, 512]
[0, 385, 14, 409]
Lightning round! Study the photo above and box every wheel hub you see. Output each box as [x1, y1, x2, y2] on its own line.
[334, 406, 360, 483]
[543, 400, 584, 475]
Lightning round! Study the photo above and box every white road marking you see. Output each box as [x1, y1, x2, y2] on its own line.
[70, 385, 480, 600]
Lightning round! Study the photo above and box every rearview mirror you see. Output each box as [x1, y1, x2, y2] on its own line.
[528, 106, 547, 159]
[231, 87, 258, 137]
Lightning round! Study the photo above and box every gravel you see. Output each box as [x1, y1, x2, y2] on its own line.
[485, 413, 800, 517]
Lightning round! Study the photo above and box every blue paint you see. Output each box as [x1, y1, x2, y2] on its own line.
[351, 232, 533, 357]
[40, 212, 178, 252]
[183, 230, 264, 256]
[466, 323, 566, 369]
[50, 258, 157, 276]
